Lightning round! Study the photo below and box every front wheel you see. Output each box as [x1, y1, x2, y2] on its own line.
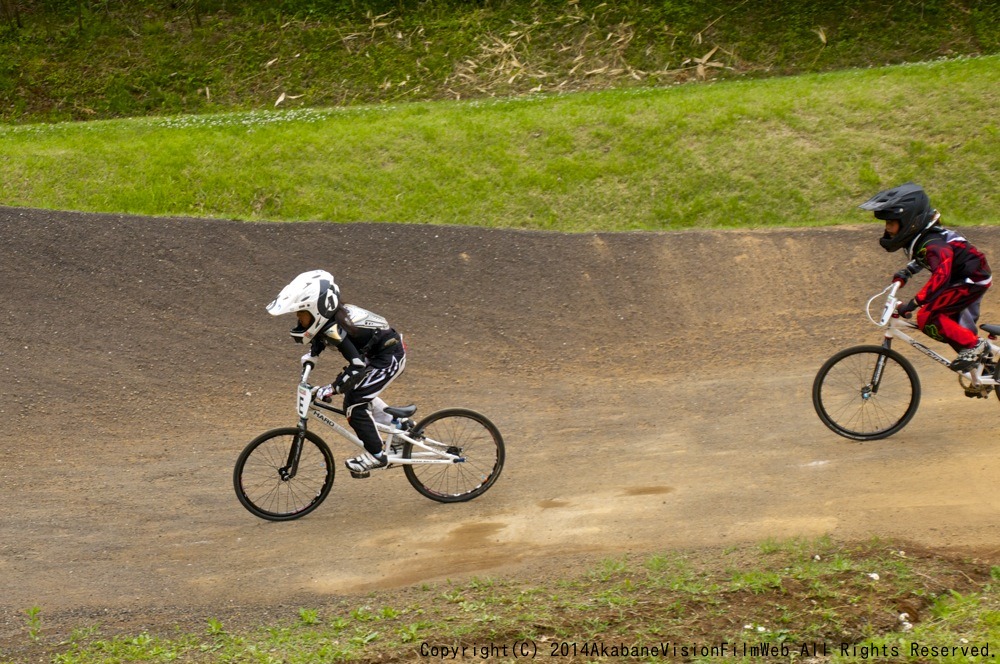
[813, 345, 921, 440]
[403, 408, 505, 502]
[234, 427, 335, 521]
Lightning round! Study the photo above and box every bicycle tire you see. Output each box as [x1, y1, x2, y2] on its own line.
[402, 408, 505, 503]
[234, 427, 335, 521]
[813, 345, 921, 441]
[993, 359, 1000, 403]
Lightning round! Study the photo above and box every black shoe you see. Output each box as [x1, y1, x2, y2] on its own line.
[951, 339, 988, 372]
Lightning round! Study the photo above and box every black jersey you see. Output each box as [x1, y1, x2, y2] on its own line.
[310, 304, 402, 366]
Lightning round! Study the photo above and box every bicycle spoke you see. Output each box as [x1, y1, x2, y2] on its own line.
[813, 346, 919, 440]
[403, 409, 504, 502]
[234, 429, 335, 521]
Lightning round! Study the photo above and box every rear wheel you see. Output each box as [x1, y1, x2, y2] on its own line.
[234, 427, 335, 520]
[813, 345, 920, 440]
[403, 409, 505, 502]
[990, 358, 1000, 402]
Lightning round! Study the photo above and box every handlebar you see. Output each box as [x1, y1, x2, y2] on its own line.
[297, 362, 320, 420]
[866, 282, 902, 327]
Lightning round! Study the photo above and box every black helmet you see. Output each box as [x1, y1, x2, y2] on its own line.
[859, 182, 934, 253]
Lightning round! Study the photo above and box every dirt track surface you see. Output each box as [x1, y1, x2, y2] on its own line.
[2, 207, 999, 644]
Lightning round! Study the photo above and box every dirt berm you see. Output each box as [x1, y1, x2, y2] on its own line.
[1, 207, 998, 640]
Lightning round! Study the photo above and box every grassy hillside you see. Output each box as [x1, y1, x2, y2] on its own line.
[1, 55, 998, 230]
[5, 539, 999, 663]
[2, 1, 997, 230]
[1, 0, 998, 124]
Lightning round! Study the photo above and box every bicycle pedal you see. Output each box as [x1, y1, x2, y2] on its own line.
[349, 470, 371, 479]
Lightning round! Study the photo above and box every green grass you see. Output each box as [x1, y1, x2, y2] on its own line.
[4, 538, 997, 663]
[2, 0, 997, 125]
[1, 55, 998, 231]
[1, 1, 996, 230]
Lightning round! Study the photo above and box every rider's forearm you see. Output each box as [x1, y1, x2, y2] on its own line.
[900, 261, 923, 278]
[335, 336, 364, 365]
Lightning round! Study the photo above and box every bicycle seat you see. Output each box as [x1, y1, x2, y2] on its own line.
[385, 404, 417, 419]
[980, 324, 1000, 337]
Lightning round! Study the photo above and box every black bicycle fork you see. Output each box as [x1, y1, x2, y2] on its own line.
[280, 421, 308, 481]
[863, 337, 894, 396]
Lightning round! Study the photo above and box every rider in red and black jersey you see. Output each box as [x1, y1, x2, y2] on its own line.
[861, 183, 992, 371]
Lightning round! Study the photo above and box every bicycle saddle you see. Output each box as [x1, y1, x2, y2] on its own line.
[979, 324, 1000, 337]
[385, 405, 418, 419]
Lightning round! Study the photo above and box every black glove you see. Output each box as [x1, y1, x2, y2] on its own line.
[896, 299, 919, 319]
[333, 359, 367, 394]
[892, 270, 909, 286]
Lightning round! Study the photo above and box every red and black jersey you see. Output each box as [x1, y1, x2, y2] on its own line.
[907, 228, 992, 306]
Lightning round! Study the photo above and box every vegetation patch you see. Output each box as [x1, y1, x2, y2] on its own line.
[1, 0, 998, 124]
[2, 1, 997, 230]
[1, 56, 998, 230]
[3, 538, 998, 662]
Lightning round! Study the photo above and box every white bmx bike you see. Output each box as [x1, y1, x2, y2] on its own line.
[234, 363, 505, 520]
[812, 281, 1000, 440]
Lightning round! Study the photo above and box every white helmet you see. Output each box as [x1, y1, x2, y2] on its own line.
[266, 270, 341, 344]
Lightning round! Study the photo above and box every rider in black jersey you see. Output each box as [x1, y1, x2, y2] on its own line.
[267, 270, 406, 475]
